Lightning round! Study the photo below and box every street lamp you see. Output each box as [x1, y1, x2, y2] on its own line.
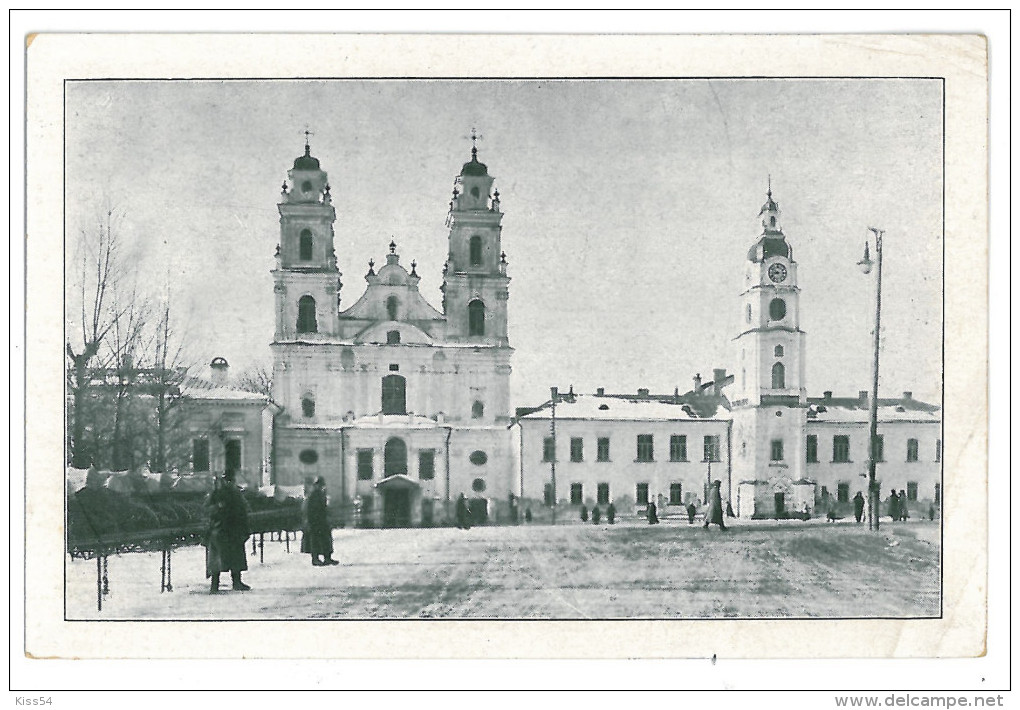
[858, 227, 884, 531]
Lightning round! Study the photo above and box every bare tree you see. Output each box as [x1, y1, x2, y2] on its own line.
[236, 361, 274, 398]
[105, 281, 150, 470]
[146, 291, 193, 473]
[66, 210, 125, 468]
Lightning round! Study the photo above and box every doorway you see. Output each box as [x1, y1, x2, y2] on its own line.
[225, 439, 241, 474]
[774, 492, 786, 518]
[383, 489, 412, 527]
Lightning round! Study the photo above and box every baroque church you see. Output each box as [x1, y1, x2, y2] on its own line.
[268, 139, 514, 527]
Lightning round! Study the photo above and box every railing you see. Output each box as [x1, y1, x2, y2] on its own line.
[68, 509, 304, 612]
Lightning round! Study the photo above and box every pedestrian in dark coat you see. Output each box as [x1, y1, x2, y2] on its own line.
[205, 469, 251, 593]
[606, 502, 616, 525]
[647, 500, 659, 525]
[899, 490, 909, 521]
[686, 502, 697, 525]
[853, 491, 866, 523]
[302, 477, 337, 566]
[887, 489, 900, 522]
[591, 505, 601, 525]
[455, 493, 472, 530]
[703, 481, 727, 530]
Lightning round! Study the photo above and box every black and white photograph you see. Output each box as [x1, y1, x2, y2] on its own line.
[15, 20, 1003, 695]
[61, 75, 946, 623]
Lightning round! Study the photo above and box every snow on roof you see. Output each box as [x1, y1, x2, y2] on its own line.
[806, 401, 941, 424]
[183, 377, 272, 403]
[519, 394, 731, 422]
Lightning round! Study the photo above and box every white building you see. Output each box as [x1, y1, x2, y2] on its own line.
[269, 141, 515, 527]
[517, 188, 941, 521]
[516, 378, 734, 518]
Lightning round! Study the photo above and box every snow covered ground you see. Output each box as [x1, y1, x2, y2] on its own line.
[65, 518, 941, 620]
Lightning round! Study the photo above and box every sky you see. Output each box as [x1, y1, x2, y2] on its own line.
[64, 78, 943, 408]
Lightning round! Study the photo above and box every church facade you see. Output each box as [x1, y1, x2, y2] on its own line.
[269, 141, 515, 527]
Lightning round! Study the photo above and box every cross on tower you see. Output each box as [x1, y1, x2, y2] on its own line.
[466, 127, 483, 158]
[767, 173, 772, 197]
[303, 127, 314, 149]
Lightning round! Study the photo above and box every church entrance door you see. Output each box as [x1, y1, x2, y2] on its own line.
[774, 492, 786, 518]
[383, 489, 412, 528]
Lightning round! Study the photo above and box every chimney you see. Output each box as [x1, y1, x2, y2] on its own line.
[637, 388, 650, 398]
[596, 387, 605, 396]
[693, 373, 702, 392]
[210, 357, 229, 386]
[550, 386, 559, 401]
[903, 391, 912, 400]
[713, 368, 727, 396]
[823, 391, 832, 401]
[568, 384, 575, 401]
[859, 390, 869, 406]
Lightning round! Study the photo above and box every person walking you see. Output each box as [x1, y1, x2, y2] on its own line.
[686, 501, 697, 525]
[303, 476, 338, 566]
[703, 480, 727, 530]
[455, 493, 472, 530]
[606, 502, 616, 525]
[853, 491, 866, 524]
[205, 469, 252, 593]
[887, 489, 900, 522]
[899, 490, 909, 521]
[647, 499, 659, 525]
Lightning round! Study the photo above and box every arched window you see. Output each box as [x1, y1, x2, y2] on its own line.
[769, 298, 787, 321]
[774, 345, 784, 357]
[384, 437, 407, 477]
[299, 229, 313, 261]
[301, 396, 315, 419]
[381, 374, 406, 415]
[772, 362, 786, 389]
[297, 295, 317, 333]
[770, 216, 776, 228]
[468, 299, 485, 336]
[386, 296, 398, 321]
[470, 186, 480, 199]
[470, 235, 483, 266]
[472, 401, 484, 419]
[387, 330, 401, 345]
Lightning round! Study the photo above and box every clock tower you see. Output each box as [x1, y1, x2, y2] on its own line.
[731, 185, 808, 503]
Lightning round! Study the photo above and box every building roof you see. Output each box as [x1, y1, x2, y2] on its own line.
[806, 393, 940, 424]
[517, 393, 732, 423]
[183, 375, 273, 403]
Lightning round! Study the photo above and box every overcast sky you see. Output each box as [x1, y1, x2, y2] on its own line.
[64, 78, 943, 407]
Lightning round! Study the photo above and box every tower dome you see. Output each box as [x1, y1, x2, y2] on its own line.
[460, 146, 488, 177]
[293, 144, 321, 171]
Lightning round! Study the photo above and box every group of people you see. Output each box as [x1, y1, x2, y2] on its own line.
[203, 472, 338, 595]
[579, 502, 618, 525]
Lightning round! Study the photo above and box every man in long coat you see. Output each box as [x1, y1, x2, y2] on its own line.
[853, 491, 866, 523]
[887, 489, 900, 522]
[455, 493, 472, 530]
[703, 480, 727, 530]
[205, 469, 251, 593]
[302, 476, 338, 566]
[647, 499, 659, 525]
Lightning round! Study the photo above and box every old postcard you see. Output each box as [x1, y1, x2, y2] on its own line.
[22, 32, 988, 663]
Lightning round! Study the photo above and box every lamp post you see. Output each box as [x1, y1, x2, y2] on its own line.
[858, 227, 884, 531]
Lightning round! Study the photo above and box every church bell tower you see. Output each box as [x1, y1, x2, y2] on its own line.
[271, 138, 341, 341]
[441, 135, 510, 346]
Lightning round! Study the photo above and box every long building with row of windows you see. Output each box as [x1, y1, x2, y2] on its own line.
[516, 189, 941, 519]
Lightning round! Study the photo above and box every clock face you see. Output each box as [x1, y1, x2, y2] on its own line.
[768, 263, 788, 283]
